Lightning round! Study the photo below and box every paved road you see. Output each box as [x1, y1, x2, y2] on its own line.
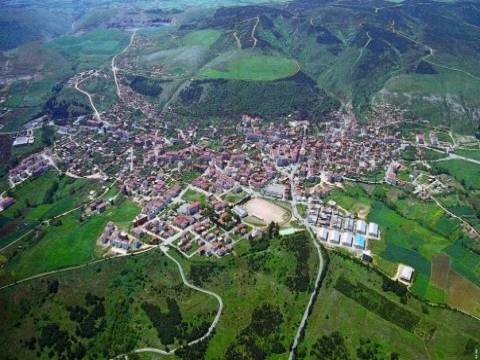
[286, 164, 326, 359]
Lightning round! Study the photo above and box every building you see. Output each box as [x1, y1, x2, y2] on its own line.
[354, 234, 366, 249]
[329, 230, 340, 244]
[341, 232, 353, 247]
[367, 222, 379, 238]
[232, 205, 248, 218]
[0, 197, 15, 212]
[399, 265, 415, 283]
[318, 227, 328, 242]
[356, 220, 367, 234]
[344, 218, 354, 232]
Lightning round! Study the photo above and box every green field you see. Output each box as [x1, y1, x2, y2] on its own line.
[48, 28, 129, 70]
[0, 229, 319, 359]
[1, 197, 139, 283]
[327, 184, 476, 305]
[298, 252, 480, 359]
[199, 53, 299, 81]
[181, 29, 222, 47]
[0, 172, 97, 248]
[455, 148, 480, 161]
[182, 188, 207, 206]
[433, 159, 480, 190]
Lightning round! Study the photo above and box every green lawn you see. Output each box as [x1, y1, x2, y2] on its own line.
[455, 148, 480, 161]
[182, 188, 207, 206]
[199, 54, 299, 81]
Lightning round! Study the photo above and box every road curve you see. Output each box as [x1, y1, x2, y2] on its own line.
[134, 247, 224, 356]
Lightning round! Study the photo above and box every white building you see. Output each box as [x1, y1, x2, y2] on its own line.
[232, 205, 248, 218]
[356, 220, 367, 234]
[341, 232, 353, 247]
[329, 229, 341, 244]
[318, 227, 328, 242]
[399, 265, 415, 283]
[367, 222, 379, 238]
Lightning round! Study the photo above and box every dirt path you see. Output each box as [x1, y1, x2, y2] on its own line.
[232, 31, 242, 49]
[352, 31, 372, 72]
[112, 29, 137, 99]
[251, 16, 260, 48]
[74, 73, 102, 122]
[392, 25, 480, 82]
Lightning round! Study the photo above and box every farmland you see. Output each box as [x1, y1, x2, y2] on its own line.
[327, 183, 480, 311]
[297, 252, 480, 359]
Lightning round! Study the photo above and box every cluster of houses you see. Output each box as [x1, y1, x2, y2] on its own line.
[9, 153, 49, 186]
[0, 196, 15, 212]
[99, 222, 141, 254]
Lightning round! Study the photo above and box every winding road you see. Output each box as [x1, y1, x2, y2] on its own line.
[74, 73, 102, 122]
[134, 246, 224, 356]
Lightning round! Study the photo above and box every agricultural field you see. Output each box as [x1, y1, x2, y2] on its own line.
[297, 252, 480, 359]
[327, 183, 480, 313]
[48, 28, 130, 71]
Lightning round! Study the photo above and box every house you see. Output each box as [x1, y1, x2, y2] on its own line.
[187, 201, 201, 215]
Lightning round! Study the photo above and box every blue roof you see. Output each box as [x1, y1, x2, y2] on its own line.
[354, 234, 366, 248]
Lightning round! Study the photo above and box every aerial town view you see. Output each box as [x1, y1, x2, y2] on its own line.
[0, 0, 480, 359]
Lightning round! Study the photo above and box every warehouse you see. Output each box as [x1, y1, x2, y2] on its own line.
[368, 222, 379, 238]
[329, 229, 341, 244]
[356, 220, 367, 234]
[341, 232, 353, 247]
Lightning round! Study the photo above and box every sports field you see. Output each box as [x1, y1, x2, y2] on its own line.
[243, 198, 290, 225]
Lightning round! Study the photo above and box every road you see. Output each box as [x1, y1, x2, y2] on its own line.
[112, 30, 137, 99]
[134, 246, 224, 356]
[0, 245, 156, 292]
[74, 73, 102, 121]
[285, 163, 326, 359]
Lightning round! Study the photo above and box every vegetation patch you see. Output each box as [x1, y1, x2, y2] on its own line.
[334, 275, 420, 332]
